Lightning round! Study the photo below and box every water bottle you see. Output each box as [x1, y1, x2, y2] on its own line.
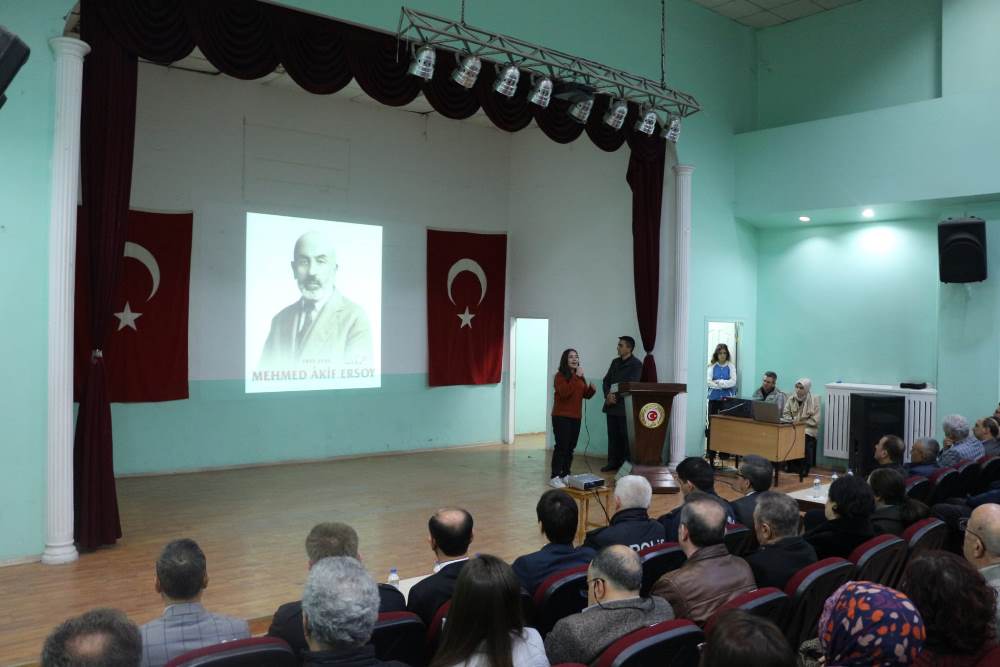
[812, 476, 822, 498]
[387, 567, 400, 589]
[846, 468, 854, 476]
[831, 472, 839, 483]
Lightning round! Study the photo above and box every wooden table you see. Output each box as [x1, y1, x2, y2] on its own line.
[563, 484, 615, 544]
[788, 482, 831, 512]
[709, 415, 806, 485]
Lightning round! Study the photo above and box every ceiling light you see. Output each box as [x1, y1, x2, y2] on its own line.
[661, 116, 681, 142]
[634, 109, 658, 135]
[568, 97, 594, 123]
[408, 46, 435, 80]
[451, 54, 481, 88]
[799, 216, 811, 222]
[528, 76, 553, 107]
[603, 99, 629, 130]
[494, 64, 520, 97]
[862, 208, 875, 219]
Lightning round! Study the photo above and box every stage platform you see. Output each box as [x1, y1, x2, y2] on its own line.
[0, 436, 816, 665]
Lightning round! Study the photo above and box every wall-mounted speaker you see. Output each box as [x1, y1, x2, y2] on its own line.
[0, 26, 30, 111]
[939, 217, 987, 283]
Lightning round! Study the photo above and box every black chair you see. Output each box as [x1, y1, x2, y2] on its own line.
[638, 541, 686, 596]
[848, 534, 907, 587]
[905, 475, 930, 503]
[901, 517, 948, 554]
[978, 456, 1000, 493]
[724, 522, 753, 556]
[926, 467, 961, 505]
[781, 558, 855, 647]
[704, 587, 788, 636]
[164, 638, 295, 667]
[370, 611, 426, 667]
[593, 619, 703, 667]
[532, 564, 589, 637]
[956, 460, 981, 497]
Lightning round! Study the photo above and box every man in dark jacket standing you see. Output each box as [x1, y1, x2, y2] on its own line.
[584, 476, 665, 551]
[745, 491, 817, 590]
[601, 336, 643, 472]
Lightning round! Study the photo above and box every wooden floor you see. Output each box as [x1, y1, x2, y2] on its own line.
[0, 436, 817, 666]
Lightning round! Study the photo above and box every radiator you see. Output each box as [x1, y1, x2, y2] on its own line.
[823, 383, 938, 461]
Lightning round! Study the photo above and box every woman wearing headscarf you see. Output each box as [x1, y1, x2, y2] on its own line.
[782, 378, 820, 476]
[802, 581, 925, 666]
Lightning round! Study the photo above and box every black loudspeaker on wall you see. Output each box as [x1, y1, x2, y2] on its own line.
[0, 25, 31, 111]
[849, 393, 905, 478]
[939, 217, 987, 283]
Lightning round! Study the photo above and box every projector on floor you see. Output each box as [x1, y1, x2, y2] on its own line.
[567, 473, 606, 490]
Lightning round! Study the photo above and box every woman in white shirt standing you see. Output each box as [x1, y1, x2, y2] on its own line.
[705, 343, 738, 464]
[431, 555, 549, 667]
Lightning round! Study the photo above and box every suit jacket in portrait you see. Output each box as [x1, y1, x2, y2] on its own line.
[406, 560, 467, 626]
[512, 542, 596, 594]
[731, 492, 760, 528]
[140, 602, 250, 667]
[745, 536, 818, 591]
[544, 596, 674, 665]
[259, 291, 372, 369]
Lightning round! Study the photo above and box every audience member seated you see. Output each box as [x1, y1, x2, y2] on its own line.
[908, 438, 941, 478]
[407, 508, 474, 626]
[700, 610, 795, 667]
[583, 475, 665, 552]
[651, 492, 755, 624]
[544, 545, 673, 664]
[977, 417, 1000, 459]
[42, 608, 142, 667]
[658, 457, 736, 542]
[802, 474, 875, 560]
[899, 551, 999, 667]
[301, 557, 408, 667]
[745, 491, 817, 590]
[939, 414, 985, 468]
[963, 504, 1000, 637]
[800, 581, 924, 667]
[140, 538, 249, 667]
[731, 455, 773, 528]
[512, 490, 595, 594]
[430, 555, 548, 667]
[869, 468, 930, 536]
[874, 435, 908, 476]
[269, 522, 405, 658]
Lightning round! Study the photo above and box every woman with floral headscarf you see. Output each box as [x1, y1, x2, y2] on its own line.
[782, 378, 820, 476]
[812, 581, 925, 666]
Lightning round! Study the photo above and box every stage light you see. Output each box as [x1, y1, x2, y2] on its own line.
[634, 109, 658, 135]
[451, 54, 481, 88]
[528, 76, 553, 107]
[603, 99, 629, 130]
[568, 97, 594, 123]
[408, 46, 436, 80]
[494, 65, 520, 97]
[662, 116, 681, 142]
[799, 216, 811, 222]
[862, 208, 875, 219]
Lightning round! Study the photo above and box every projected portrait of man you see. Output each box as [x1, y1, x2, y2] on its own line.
[258, 231, 372, 370]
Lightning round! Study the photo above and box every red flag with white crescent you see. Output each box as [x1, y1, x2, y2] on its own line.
[427, 230, 507, 386]
[75, 210, 192, 402]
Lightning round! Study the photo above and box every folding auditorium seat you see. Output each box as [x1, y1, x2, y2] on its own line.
[957, 460, 981, 497]
[703, 587, 788, 636]
[724, 522, 753, 556]
[592, 619, 703, 667]
[926, 467, 961, 506]
[781, 558, 855, 648]
[532, 563, 589, 637]
[905, 475, 930, 503]
[369, 611, 426, 667]
[901, 517, 948, 554]
[424, 599, 451, 660]
[977, 456, 1000, 493]
[848, 534, 907, 587]
[638, 541, 686, 596]
[164, 637, 296, 667]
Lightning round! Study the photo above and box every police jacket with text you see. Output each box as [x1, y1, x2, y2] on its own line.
[583, 507, 666, 552]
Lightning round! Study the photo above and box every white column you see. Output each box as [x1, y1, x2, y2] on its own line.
[669, 164, 694, 468]
[43, 36, 90, 565]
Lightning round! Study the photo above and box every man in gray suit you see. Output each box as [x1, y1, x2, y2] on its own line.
[140, 539, 249, 667]
[258, 231, 372, 370]
[544, 545, 674, 664]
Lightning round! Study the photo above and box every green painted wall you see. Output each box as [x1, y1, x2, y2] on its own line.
[0, 1, 67, 561]
[754, 0, 941, 130]
[941, 0, 1000, 96]
[514, 319, 548, 435]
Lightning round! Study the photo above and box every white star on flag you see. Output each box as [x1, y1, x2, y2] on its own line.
[114, 301, 143, 331]
[457, 307, 476, 328]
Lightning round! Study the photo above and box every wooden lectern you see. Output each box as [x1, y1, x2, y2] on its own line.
[614, 382, 687, 494]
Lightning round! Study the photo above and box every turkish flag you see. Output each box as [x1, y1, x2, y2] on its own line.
[74, 210, 192, 402]
[427, 230, 507, 386]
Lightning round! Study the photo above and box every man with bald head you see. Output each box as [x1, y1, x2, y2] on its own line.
[406, 508, 474, 625]
[42, 608, 142, 667]
[963, 503, 1000, 634]
[651, 491, 755, 623]
[544, 545, 674, 664]
[258, 231, 371, 369]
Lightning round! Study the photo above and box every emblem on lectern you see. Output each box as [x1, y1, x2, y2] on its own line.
[639, 402, 665, 429]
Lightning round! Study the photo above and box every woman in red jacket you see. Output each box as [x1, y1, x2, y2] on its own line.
[550, 349, 597, 488]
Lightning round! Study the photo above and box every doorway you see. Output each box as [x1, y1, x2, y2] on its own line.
[704, 319, 743, 449]
[511, 318, 549, 436]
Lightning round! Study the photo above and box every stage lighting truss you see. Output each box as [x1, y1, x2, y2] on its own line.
[397, 7, 701, 124]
